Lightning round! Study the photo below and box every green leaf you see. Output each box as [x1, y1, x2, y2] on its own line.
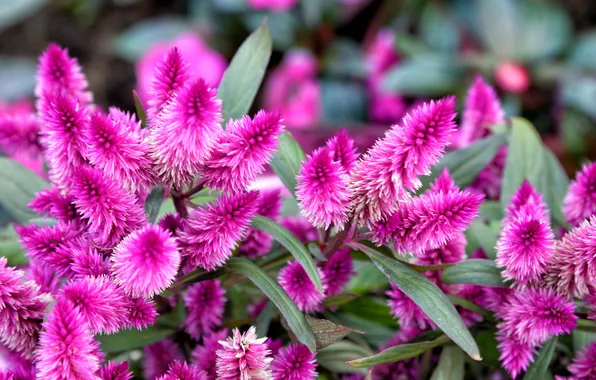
[300, 0, 323, 27]
[348, 335, 450, 368]
[97, 326, 175, 353]
[475, 0, 518, 59]
[323, 293, 359, 308]
[572, 331, 596, 352]
[466, 221, 498, 260]
[479, 201, 504, 221]
[317, 341, 372, 374]
[217, 21, 272, 122]
[270, 132, 306, 198]
[225, 257, 316, 351]
[538, 148, 569, 226]
[570, 30, 596, 71]
[339, 296, 396, 327]
[353, 243, 480, 360]
[251, 215, 322, 291]
[419, 2, 460, 53]
[524, 337, 557, 380]
[430, 347, 465, 380]
[347, 261, 389, 294]
[382, 58, 463, 96]
[156, 300, 186, 328]
[132, 89, 147, 128]
[242, 12, 297, 51]
[0, 239, 27, 266]
[0, 158, 49, 223]
[255, 300, 274, 337]
[306, 315, 362, 350]
[442, 259, 504, 287]
[144, 186, 164, 224]
[0, 57, 37, 100]
[321, 80, 367, 123]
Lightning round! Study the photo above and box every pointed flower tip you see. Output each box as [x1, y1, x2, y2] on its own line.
[563, 161, 596, 227]
[325, 129, 359, 173]
[147, 46, 190, 122]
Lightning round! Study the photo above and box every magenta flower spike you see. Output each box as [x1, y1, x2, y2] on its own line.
[325, 129, 359, 173]
[321, 247, 353, 296]
[240, 189, 282, 258]
[201, 110, 284, 193]
[158, 213, 183, 237]
[271, 344, 318, 380]
[111, 225, 180, 298]
[496, 332, 536, 379]
[155, 361, 208, 380]
[413, 232, 466, 285]
[143, 339, 184, 380]
[150, 78, 222, 189]
[183, 280, 226, 340]
[125, 297, 158, 330]
[98, 361, 133, 380]
[178, 191, 259, 271]
[563, 162, 596, 227]
[0, 113, 41, 158]
[280, 216, 318, 243]
[429, 168, 459, 194]
[216, 326, 273, 380]
[387, 283, 434, 330]
[29, 187, 80, 224]
[350, 96, 457, 226]
[192, 329, 228, 379]
[26, 259, 61, 295]
[504, 180, 550, 223]
[296, 147, 351, 230]
[70, 240, 110, 279]
[566, 342, 596, 379]
[278, 260, 327, 313]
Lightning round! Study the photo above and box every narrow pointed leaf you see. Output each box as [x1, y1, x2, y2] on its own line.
[132, 89, 147, 128]
[144, 186, 164, 223]
[270, 131, 306, 198]
[255, 300, 274, 337]
[466, 221, 498, 260]
[441, 259, 505, 287]
[323, 293, 359, 308]
[430, 347, 465, 380]
[97, 326, 175, 353]
[524, 337, 557, 380]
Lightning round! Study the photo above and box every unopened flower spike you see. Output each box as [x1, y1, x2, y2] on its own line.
[271, 344, 318, 380]
[240, 189, 282, 258]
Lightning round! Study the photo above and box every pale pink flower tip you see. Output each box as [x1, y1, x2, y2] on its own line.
[325, 129, 359, 173]
[563, 162, 596, 227]
[183, 280, 226, 340]
[271, 344, 317, 380]
[278, 261, 327, 313]
[566, 342, 596, 379]
[505, 179, 550, 223]
[111, 224, 181, 298]
[216, 326, 273, 380]
[0, 113, 41, 158]
[296, 147, 351, 230]
[429, 168, 459, 194]
[156, 361, 208, 380]
[98, 361, 133, 380]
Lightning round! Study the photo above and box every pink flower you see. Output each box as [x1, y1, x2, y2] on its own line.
[125, 297, 157, 330]
[271, 344, 317, 380]
[159, 213, 183, 237]
[247, 0, 297, 11]
[29, 187, 80, 224]
[505, 180, 550, 223]
[387, 283, 434, 330]
[563, 162, 596, 227]
[111, 224, 180, 298]
[143, 340, 184, 380]
[240, 189, 282, 258]
[201, 110, 284, 194]
[496, 331, 536, 379]
[280, 217, 317, 243]
[326, 129, 359, 174]
[566, 342, 596, 379]
[178, 191, 259, 271]
[0, 343, 34, 379]
[373, 326, 421, 380]
[150, 78, 222, 189]
[183, 280, 226, 340]
[278, 261, 327, 313]
[429, 168, 459, 194]
[69, 240, 110, 279]
[216, 326, 273, 380]
[0, 113, 41, 158]
[192, 329, 228, 379]
[156, 361, 208, 380]
[413, 232, 466, 286]
[495, 61, 530, 94]
[296, 147, 351, 230]
[98, 361, 133, 380]
[26, 259, 61, 294]
[321, 247, 354, 296]
[367, 29, 399, 75]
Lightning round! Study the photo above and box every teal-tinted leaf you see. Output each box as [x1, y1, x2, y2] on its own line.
[479, 201, 504, 221]
[323, 293, 359, 308]
[353, 243, 480, 360]
[572, 331, 596, 352]
[563, 75, 596, 120]
[475, 0, 518, 59]
[217, 21, 272, 122]
[300, 0, 323, 27]
[132, 90, 147, 128]
[307, 242, 326, 261]
[538, 147, 569, 226]
[321, 80, 367, 123]
[251, 215, 322, 291]
[561, 110, 591, 156]
[570, 30, 596, 71]
[144, 186, 164, 224]
[225, 257, 316, 351]
[317, 341, 372, 374]
[270, 132, 306, 198]
[524, 337, 557, 380]
[347, 261, 388, 294]
[255, 300, 274, 337]
[339, 296, 396, 327]
[475, 330, 500, 367]
[430, 347, 465, 380]
[420, 2, 460, 53]
[97, 326, 175, 353]
[0, 158, 49, 223]
[0, 57, 37, 100]
[466, 221, 498, 260]
[0, 239, 26, 266]
[382, 58, 463, 96]
[0, 0, 48, 30]
[323, 39, 368, 78]
[242, 12, 297, 50]
[306, 315, 362, 349]
[441, 259, 504, 287]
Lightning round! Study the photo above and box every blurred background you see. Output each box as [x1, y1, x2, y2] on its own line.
[1, 0, 596, 173]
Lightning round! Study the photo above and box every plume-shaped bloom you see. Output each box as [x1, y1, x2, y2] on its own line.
[271, 344, 317, 380]
[156, 361, 208, 380]
[326, 129, 359, 173]
[0, 258, 49, 359]
[159, 213, 183, 237]
[565, 342, 596, 380]
[26, 259, 61, 294]
[112, 224, 180, 298]
[143, 340, 184, 380]
[98, 361, 133, 380]
[429, 168, 459, 194]
[240, 189, 281, 258]
[147, 48, 190, 123]
[278, 261, 327, 313]
[192, 330, 228, 379]
[0, 113, 41, 158]
[178, 191, 259, 271]
[563, 162, 596, 227]
[504, 180, 549, 223]
[297, 147, 351, 230]
[36, 300, 102, 380]
[150, 78, 222, 189]
[125, 297, 157, 330]
[29, 187, 80, 224]
[387, 283, 434, 330]
[201, 110, 284, 193]
[280, 217, 317, 243]
[69, 240, 110, 278]
[321, 247, 353, 296]
[0, 343, 35, 380]
[216, 326, 273, 380]
[454, 284, 486, 326]
[413, 233, 466, 285]
[183, 280, 226, 340]
[496, 331, 536, 379]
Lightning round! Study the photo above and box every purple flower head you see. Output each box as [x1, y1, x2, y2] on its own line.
[156, 361, 208, 380]
[36, 300, 102, 380]
[201, 110, 284, 193]
[183, 280, 226, 340]
[414, 233, 466, 285]
[159, 213, 183, 237]
[143, 339, 184, 380]
[112, 224, 180, 298]
[278, 260, 327, 313]
[387, 283, 434, 330]
[108, 106, 141, 132]
[240, 189, 282, 258]
[192, 329, 228, 379]
[297, 147, 351, 230]
[280, 217, 317, 243]
[26, 259, 61, 294]
[271, 344, 317, 380]
[429, 168, 459, 194]
[325, 129, 359, 173]
[505, 180, 550, 223]
[563, 162, 596, 227]
[98, 361, 133, 380]
[125, 297, 158, 330]
[150, 78, 222, 189]
[321, 247, 354, 296]
[29, 187, 80, 224]
[496, 331, 536, 379]
[179, 191, 259, 271]
[351, 97, 457, 226]
[454, 284, 485, 326]
[216, 326, 273, 380]
[566, 342, 596, 380]
[0, 114, 41, 158]
[70, 240, 110, 278]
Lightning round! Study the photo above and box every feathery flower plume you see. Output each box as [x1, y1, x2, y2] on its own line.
[108, 106, 141, 132]
[201, 110, 284, 193]
[496, 331, 536, 379]
[156, 361, 208, 380]
[350, 97, 457, 225]
[0, 258, 49, 359]
[159, 213, 183, 237]
[504, 180, 549, 223]
[454, 285, 486, 326]
[387, 283, 434, 330]
[150, 78, 222, 189]
[26, 259, 61, 294]
[143, 339, 184, 380]
[216, 326, 273, 380]
[325, 129, 359, 173]
[321, 247, 353, 296]
[278, 261, 327, 313]
[280, 217, 317, 243]
[0, 114, 41, 157]
[429, 168, 459, 194]
[240, 189, 281, 258]
[98, 361, 133, 380]
[70, 240, 110, 278]
[563, 162, 596, 227]
[565, 342, 596, 380]
[147, 47, 190, 123]
[29, 187, 80, 224]
[179, 191, 259, 271]
[297, 147, 351, 230]
[271, 344, 317, 380]
[183, 280, 226, 340]
[413, 233, 466, 285]
[192, 330, 228, 379]
[36, 300, 102, 380]
[0, 343, 34, 380]
[112, 225, 180, 298]
[125, 297, 157, 330]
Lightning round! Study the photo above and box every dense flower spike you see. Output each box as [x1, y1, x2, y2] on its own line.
[565, 342, 596, 379]
[192, 330, 228, 379]
[278, 261, 327, 313]
[112, 225, 180, 298]
[143, 340, 184, 380]
[36, 301, 102, 380]
[26, 259, 61, 294]
[98, 361, 133, 380]
[429, 168, 459, 194]
[504, 180, 549, 223]
[563, 162, 596, 227]
[150, 78, 222, 189]
[240, 189, 282, 258]
[325, 129, 359, 173]
[183, 280, 226, 340]
[496, 332, 536, 379]
[216, 327, 273, 380]
[201, 110, 284, 193]
[156, 361, 208, 380]
[321, 247, 353, 296]
[147, 48, 190, 123]
[0, 343, 35, 379]
[387, 284, 434, 330]
[125, 297, 158, 330]
[179, 191, 259, 271]
[29, 187, 79, 224]
[69, 240, 110, 278]
[0, 114, 41, 157]
[159, 213, 183, 237]
[271, 344, 317, 380]
[280, 217, 317, 243]
[297, 147, 351, 230]
[413, 232, 466, 285]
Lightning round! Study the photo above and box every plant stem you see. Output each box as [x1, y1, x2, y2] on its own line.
[323, 220, 353, 257]
[183, 181, 205, 198]
[172, 195, 188, 218]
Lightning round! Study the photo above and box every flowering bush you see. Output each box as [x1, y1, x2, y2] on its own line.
[1, 20, 596, 380]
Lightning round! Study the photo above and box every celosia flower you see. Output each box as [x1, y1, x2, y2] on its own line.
[495, 61, 530, 94]
[321, 247, 353, 296]
[280, 217, 317, 243]
[143, 339, 184, 380]
[271, 344, 317, 380]
[566, 342, 596, 379]
[216, 326, 273, 380]
[156, 361, 208, 380]
[0, 343, 34, 380]
[470, 146, 507, 200]
[36, 300, 102, 380]
[453, 285, 486, 326]
[112, 224, 180, 298]
[496, 331, 536, 379]
[413, 233, 466, 286]
[26, 259, 60, 294]
[125, 297, 157, 330]
[70, 240, 109, 278]
[563, 162, 596, 227]
[178, 191, 259, 271]
[278, 261, 327, 313]
[201, 111, 284, 193]
[98, 361, 133, 380]
[240, 189, 282, 258]
[0, 113, 41, 158]
[326, 129, 359, 173]
[247, 0, 296, 11]
[159, 213, 183, 237]
[429, 168, 459, 194]
[351, 97, 457, 225]
[387, 283, 434, 330]
[150, 78, 222, 189]
[505, 180, 549, 223]
[297, 147, 351, 230]
[183, 280, 226, 340]
[29, 187, 80, 224]
[192, 329, 228, 379]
